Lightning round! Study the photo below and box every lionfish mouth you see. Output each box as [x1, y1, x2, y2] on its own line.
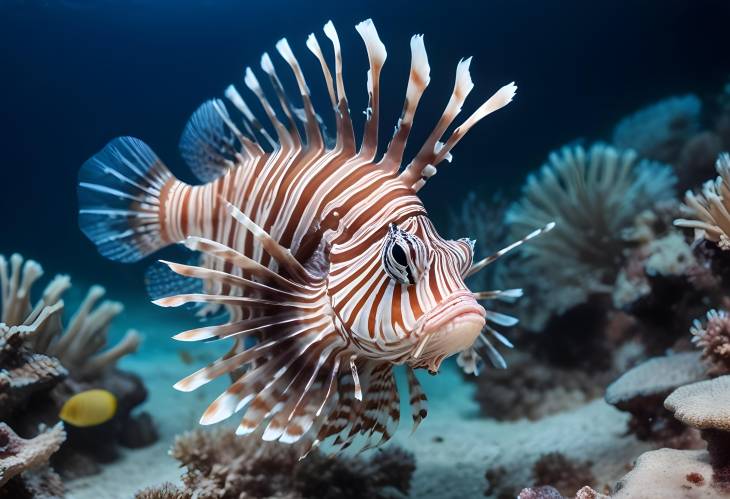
[411, 291, 486, 373]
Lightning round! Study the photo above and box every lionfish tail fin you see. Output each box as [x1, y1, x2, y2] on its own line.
[78, 137, 174, 263]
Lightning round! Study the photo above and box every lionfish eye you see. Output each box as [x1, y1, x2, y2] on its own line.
[381, 223, 427, 286]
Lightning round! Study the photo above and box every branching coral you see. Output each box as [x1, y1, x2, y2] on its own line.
[0, 422, 65, 493]
[504, 143, 676, 329]
[0, 253, 155, 480]
[139, 428, 416, 499]
[676, 153, 730, 250]
[0, 254, 141, 380]
[612, 94, 702, 164]
[691, 310, 730, 376]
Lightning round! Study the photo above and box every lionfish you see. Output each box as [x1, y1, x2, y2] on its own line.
[77, 19, 552, 453]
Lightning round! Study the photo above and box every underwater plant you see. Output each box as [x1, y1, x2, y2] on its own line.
[504, 143, 676, 329]
[136, 428, 416, 499]
[77, 18, 553, 452]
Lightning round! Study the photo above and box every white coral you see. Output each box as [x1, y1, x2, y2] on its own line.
[0, 253, 141, 379]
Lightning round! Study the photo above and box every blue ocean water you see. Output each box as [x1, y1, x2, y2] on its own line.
[2, 1, 730, 497]
[2, 0, 728, 313]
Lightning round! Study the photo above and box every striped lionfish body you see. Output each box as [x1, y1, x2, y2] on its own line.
[78, 19, 552, 453]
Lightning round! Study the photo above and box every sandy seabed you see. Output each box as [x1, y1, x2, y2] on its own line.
[63, 310, 653, 499]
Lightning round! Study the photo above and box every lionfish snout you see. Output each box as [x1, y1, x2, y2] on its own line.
[410, 291, 486, 373]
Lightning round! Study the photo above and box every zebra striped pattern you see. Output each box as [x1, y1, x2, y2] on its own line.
[78, 18, 550, 454]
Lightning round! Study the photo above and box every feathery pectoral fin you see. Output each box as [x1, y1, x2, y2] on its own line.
[179, 99, 238, 183]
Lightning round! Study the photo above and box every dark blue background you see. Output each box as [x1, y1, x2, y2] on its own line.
[1, 0, 729, 295]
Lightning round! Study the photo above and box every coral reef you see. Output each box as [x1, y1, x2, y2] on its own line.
[611, 448, 720, 498]
[604, 351, 707, 443]
[612, 94, 701, 164]
[0, 253, 156, 481]
[138, 428, 416, 499]
[504, 143, 676, 330]
[665, 375, 730, 490]
[691, 309, 730, 375]
[0, 422, 65, 497]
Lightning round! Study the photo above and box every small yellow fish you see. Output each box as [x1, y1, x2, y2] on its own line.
[59, 389, 117, 427]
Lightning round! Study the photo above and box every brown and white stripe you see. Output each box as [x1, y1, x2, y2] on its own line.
[78, 18, 550, 454]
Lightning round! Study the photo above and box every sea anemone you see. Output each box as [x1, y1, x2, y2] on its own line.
[691, 309, 730, 375]
[504, 143, 676, 328]
[676, 153, 730, 249]
[612, 94, 701, 163]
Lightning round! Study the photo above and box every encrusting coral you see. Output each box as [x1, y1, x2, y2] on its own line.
[665, 375, 730, 490]
[136, 428, 416, 499]
[0, 422, 65, 497]
[504, 143, 676, 330]
[604, 351, 707, 443]
[0, 253, 157, 482]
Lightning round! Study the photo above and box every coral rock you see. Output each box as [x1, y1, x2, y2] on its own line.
[665, 375, 730, 489]
[0, 422, 65, 488]
[612, 449, 721, 498]
[605, 352, 707, 441]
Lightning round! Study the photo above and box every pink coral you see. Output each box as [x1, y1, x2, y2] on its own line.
[691, 309, 730, 375]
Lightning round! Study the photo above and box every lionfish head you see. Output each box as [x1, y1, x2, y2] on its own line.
[381, 216, 485, 373]
[329, 209, 488, 374]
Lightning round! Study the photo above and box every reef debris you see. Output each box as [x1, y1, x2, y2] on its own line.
[138, 428, 416, 499]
